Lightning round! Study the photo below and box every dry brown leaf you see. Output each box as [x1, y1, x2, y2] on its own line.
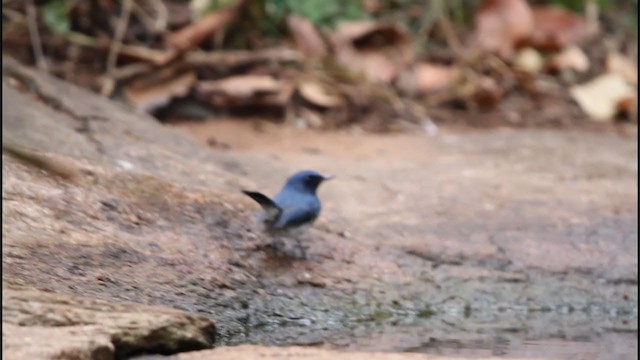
[473, 76, 503, 110]
[195, 75, 293, 108]
[123, 70, 197, 113]
[547, 45, 590, 73]
[474, 0, 534, 60]
[340, 51, 397, 83]
[331, 21, 413, 83]
[529, 6, 591, 51]
[397, 63, 460, 95]
[606, 52, 638, 86]
[415, 63, 460, 93]
[197, 75, 282, 98]
[298, 81, 343, 108]
[513, 47, 544, 74]
[185, 48, 302, 69]
[617, 96, 638, 120]
[165, 0, 243, 52]
[570, 73, 635, 121]
[286, 14, 328, 59]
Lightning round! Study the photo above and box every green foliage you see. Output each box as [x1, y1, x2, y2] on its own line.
[265, 0, 369, 29]
[549, 0, 637, 30]
[42, 0, 72, 35]
[548, 0, 611, 12]
[193, 0, 237, 17]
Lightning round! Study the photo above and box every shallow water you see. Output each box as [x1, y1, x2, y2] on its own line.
[423, 337, 637, 359]
[352, 332, 638, 359]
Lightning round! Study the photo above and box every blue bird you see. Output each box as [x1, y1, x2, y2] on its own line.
[242, 170, 334, 258]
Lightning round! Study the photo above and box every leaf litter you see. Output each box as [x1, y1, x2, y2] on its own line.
[1, 0, 637, 128]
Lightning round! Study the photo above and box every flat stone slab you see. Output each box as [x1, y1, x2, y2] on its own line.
[2, 289, 216, 359]
[2, 57, 637, 358]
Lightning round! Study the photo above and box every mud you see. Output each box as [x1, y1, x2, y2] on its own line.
[2, 58, 638, 358]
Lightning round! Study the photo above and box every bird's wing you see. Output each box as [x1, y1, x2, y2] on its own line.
[274, 204, 319, 229]
[241, 190, 282, 222]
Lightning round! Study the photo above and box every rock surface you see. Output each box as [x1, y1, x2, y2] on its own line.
[2, 56, 638, 359]
[2, 289, 216, 359]
[168, 345, 530, 359]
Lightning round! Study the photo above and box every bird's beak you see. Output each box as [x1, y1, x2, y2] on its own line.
[322, 174, 335, 181]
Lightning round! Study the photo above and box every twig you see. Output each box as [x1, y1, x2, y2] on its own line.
[102, 0, 133, 96]
[25, 0, 48, 71]
[131, 1, 158, 33]
[65, 31, 100, 47]
[164, 0, 243, 52]
[100, 62, 154, 83]
[65, 31, 176, 66]
[436, 5, 463, 57]
[185, 48, 301, 68]
[585, 0, 600, 37]
[116, 44, 177, 65]
[149, 0, 168, 32]
[131, 0, 167, 33]
[416, 1, 440, 46]
[2, 7, 26, 24]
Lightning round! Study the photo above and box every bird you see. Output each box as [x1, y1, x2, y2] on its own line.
[242, 170, 334, 258]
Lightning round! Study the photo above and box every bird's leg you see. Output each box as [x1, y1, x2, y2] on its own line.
[295, 238, 307, 259]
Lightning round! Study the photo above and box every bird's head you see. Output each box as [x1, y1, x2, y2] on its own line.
[284, 170, 334, 194]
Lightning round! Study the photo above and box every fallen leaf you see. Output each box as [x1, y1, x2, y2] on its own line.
[339, 50, 399, 83]
[197, 75, 281, 98]
[513, 47, 544, 74]
[185, 48, 301, 70]
[474, 0, 534, 59]
[331, 21, 413, 83]
[570, 73, 635, 121]
[286, 14, 328, 59]
[114, 44, 177, 66]
[529, 6, 591, 51]
[195, 75, 292, 107]
[547, 45, 590, 73]
[606, 52, 638, 86]
[165, 0, 242, 52]
[616, 96, 637, 120]
[473, 76, 503, 110]
[123, 69, 197, 113]
[397, 63, 460, 95]
[298, 81, 343, 108]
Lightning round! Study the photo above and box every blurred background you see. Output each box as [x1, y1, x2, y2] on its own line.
[2, 0, 637, 129]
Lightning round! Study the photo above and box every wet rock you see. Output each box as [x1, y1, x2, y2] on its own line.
[403, 232, 504, 268]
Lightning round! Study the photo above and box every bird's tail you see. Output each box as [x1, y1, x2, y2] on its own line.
[241, 190, 282, 222]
